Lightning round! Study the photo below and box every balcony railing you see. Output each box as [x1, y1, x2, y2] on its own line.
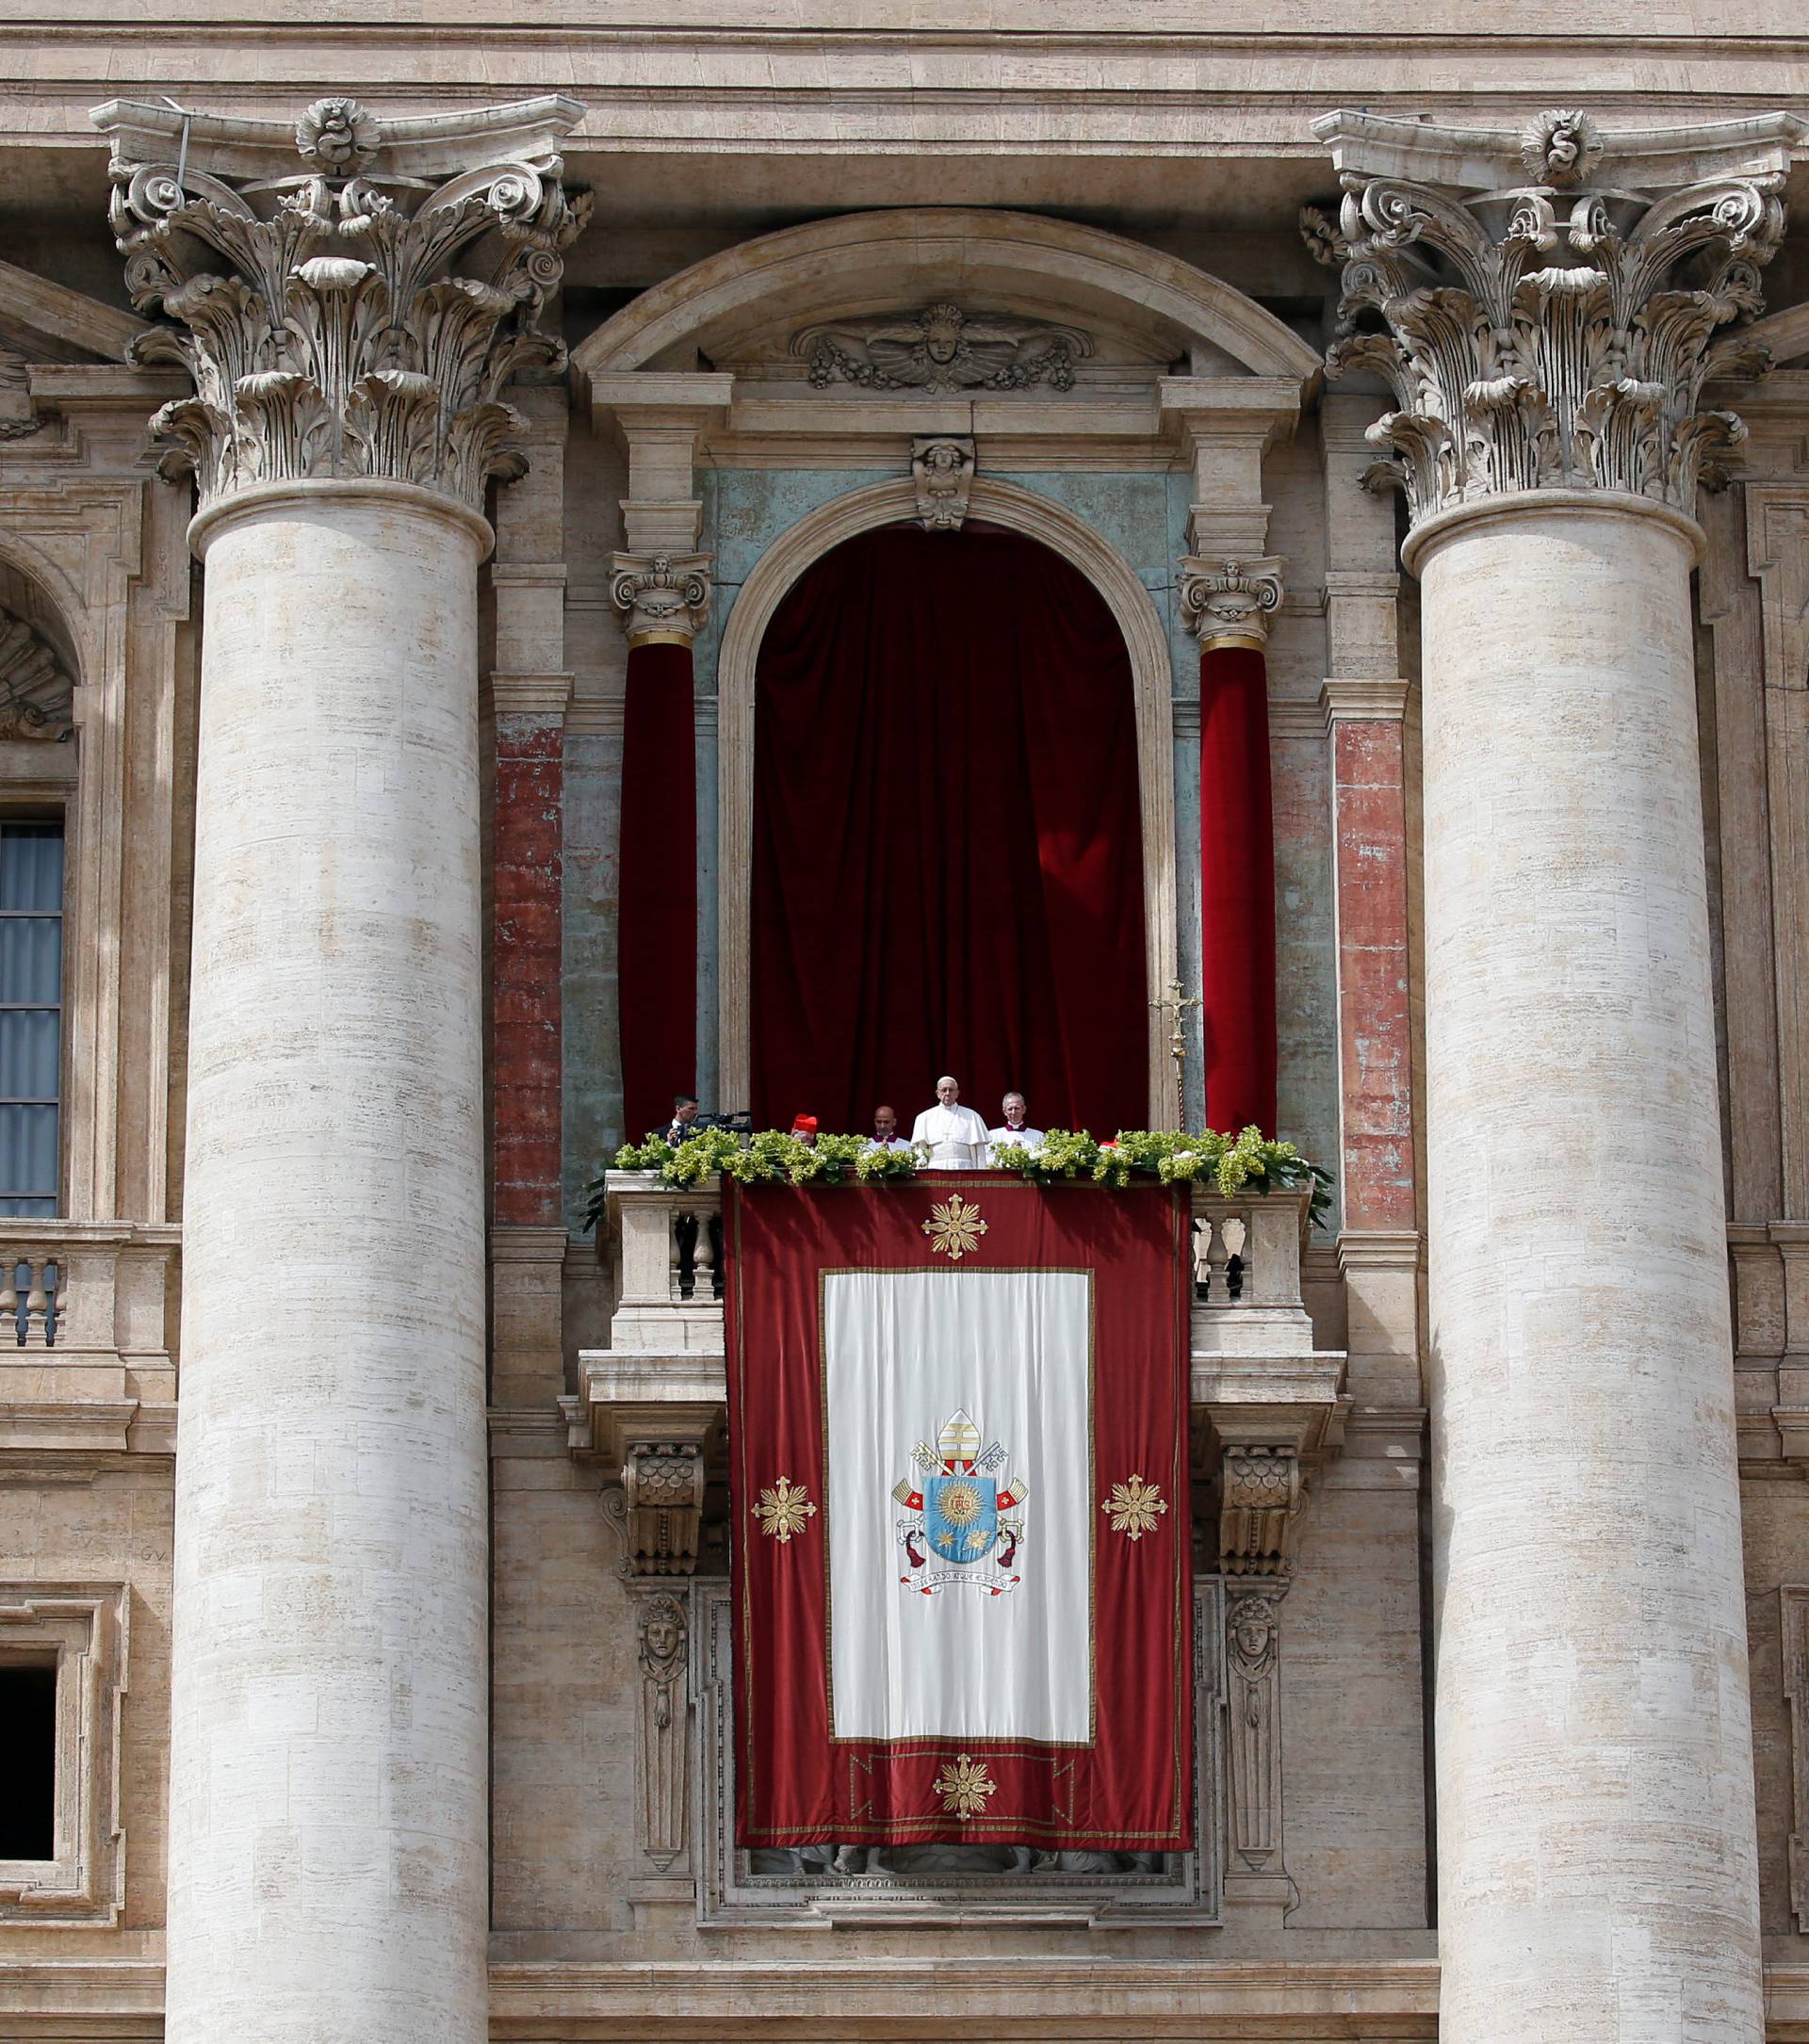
[593, 1169, 1316, 1358]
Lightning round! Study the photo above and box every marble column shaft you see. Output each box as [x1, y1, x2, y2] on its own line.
[92, 91, 587, 2044]
[1310, 105, 1803, 2043]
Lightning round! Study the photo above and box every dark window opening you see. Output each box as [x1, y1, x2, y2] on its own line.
[0, 1660, 57, 1860]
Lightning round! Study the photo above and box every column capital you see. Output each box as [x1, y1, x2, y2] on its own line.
[610, 550, 713, 648]
[1303, 107, 1802, 531]
[1178, 554, 1284, 652]
[93, 93, 591, 520]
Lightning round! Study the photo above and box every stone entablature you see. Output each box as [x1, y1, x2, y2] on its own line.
[1304, 108, 1803, 527]
[92, 94, 590, 517]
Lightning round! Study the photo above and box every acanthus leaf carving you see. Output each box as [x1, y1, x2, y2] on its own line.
[795, 302, 1091, 396]
[1304, 108, 1792, 527]
[99, 97, 591, 517]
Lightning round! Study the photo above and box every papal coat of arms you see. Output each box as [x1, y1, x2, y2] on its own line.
[891, 1407, 1029, 1597]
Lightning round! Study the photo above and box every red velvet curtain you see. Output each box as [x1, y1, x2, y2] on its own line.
[750, 527, 1147, 1134]
[1198, 643, 1278, 1135]
[618, 639, 696, 1141]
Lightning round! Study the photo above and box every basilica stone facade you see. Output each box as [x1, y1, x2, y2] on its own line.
[3, 11, 1809, 2043]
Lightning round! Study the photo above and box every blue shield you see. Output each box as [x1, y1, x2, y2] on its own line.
[923, 1472, 998, 1565]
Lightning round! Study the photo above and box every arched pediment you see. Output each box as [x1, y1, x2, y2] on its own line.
[570, 207, 1320, 386]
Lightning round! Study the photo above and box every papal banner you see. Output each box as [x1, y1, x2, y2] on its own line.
[725, 1174, 1193, 1850]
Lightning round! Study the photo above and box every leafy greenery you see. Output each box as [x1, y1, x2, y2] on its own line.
[585, 1122, 1332, 1231]
[986, 1124, 1333, 1226]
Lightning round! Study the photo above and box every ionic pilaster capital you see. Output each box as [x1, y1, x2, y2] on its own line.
[1304, 106, 1803, 529]
[610, 550, 712, 649]
[1178, 554, 1284, 652]
[93, 93, 591, 520]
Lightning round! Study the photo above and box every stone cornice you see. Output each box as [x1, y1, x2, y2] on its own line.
[93, 94, 590, 519]
[1304, 106, 1804, 530]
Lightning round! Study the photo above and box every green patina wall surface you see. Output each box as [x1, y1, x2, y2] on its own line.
[562, 465, 1338, 1228]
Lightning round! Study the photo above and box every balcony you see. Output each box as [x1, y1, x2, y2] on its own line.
[0, 1223, 180, 1453]
[563, 1173, 1347, 1574]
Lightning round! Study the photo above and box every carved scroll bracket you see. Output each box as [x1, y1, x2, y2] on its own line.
[912, 435, 973, 532]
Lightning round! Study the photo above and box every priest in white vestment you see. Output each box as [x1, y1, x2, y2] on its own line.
[986, 1092, 1046, 1156]
[910, 1076, 991, 1168]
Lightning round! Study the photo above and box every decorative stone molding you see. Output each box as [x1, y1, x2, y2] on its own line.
[912, 435, 973, 531]
[1178, 555, 1284, 651]
[92, 94, 589, 517]
[630, 1583, 693, 1874]
[609, 551, 712, 648]
[693, 1579, 1225, 1925]
[796, 302, 1091, 395]
[0, 1582, 128, 1924]
[1304, 108, 1802, 527]
[0, 607, 73, 739]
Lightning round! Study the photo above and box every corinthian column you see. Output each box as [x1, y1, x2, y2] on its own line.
[92, 93, 588, 2044]
[1307, 106, 1801, 2044]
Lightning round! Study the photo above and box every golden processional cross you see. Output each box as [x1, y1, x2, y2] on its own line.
[1150, 977, 1203, 1116]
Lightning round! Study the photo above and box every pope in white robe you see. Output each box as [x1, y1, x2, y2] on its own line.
[910, 1076, 991, 1168]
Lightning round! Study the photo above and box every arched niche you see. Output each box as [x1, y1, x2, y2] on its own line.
[717, 475, 1178, 1122]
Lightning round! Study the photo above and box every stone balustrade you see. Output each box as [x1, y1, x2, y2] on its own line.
[0, 1250, 63, 1346]
[0, 1223, 181, 1452]
[565, 1174, 1348, 1565]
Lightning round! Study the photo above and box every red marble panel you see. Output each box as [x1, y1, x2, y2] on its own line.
[493, 712, 564, 1226]
[1333, 717, 1416, 1230]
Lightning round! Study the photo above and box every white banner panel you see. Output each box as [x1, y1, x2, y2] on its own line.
[823, 1268, 1093, 1744]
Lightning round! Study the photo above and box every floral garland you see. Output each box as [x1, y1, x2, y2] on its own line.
[587, 1123, 1331, 1231]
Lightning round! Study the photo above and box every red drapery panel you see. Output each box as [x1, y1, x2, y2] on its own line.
[750, 527, 1148, 1133]
[726, 1177, 1194, 1848]
[618, 639, 697, 1140]
[1198, 644, 1278, 1135]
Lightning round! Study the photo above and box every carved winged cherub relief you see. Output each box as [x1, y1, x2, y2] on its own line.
[798, 302, 1092, 395]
